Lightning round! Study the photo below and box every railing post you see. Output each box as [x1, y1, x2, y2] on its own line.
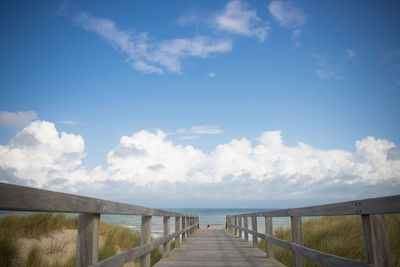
[291, 216, 305, 267]
[244, 216, 248, 241]
[362, 214, 391, 267]
[163, 216, 170, 258]
[76, 213, 99, 267]
[265, 216, 274, 258]
[140, 215, 151, 267]
[252, 216, 258, 248]
[238, 216, 242, 238]
[186, 217, 190, 237]
[234, 216, 238, 235]
[182, 216, 186, 241]
[175, 216, 181, 248]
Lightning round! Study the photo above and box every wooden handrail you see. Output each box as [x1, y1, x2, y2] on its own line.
[227, 194, 400, 267]
[0, 182, 195, 217]
[0, 183, 199, 267]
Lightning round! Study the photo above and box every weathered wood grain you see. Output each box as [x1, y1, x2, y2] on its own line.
[154, 229, 285, 267]
[234, 216, 238, 235]
[229, 223, 370, 267]
[163, 216, 170, 259]
[265, 216, 274, 258]
[370, 214, 391, 267]
[182, 216, 186, 241]
[0, 182, 195, 217]
[228, 194, 400, 217]
[175, 216, 181, 248]
[244, 216, 248, 241]
[252, 216, 258, 248]
[291, 216, 304, 267]
[91, 224, 196, 267]
[362, 215, 374, 265]
[140, 216, 151, 267]
[238, 216, 242, 237]
[76, 213, 99, 267]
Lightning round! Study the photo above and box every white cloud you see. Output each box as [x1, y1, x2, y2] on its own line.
[345, 48, 356, 59]
[74, 12, 232, 74]
[313, 54, 329, 66]
[0, 111, 38, 128]
[291, 29, 302, 46]
[381, 49, 400, 62]
[312, 54, 343, 80]
[1, 121, 399, 203]
[177, 125, 222, 135]
[268, 0, 307, 29]
[181, 136, 201, 140]
[214, 0, 270, 42]
[59, 120, 79, 125]
[0, 121, 86, 189]
[314, 69, 336, 79]
[207, 72, 216, 77]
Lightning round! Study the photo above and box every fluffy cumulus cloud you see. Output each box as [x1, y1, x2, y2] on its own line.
[214, 0, 270, 42]
[74, 12, 232, 74]
[0, 121, 87, 189]
[1, 121, 400, 204]
[0, 111, 38, 128]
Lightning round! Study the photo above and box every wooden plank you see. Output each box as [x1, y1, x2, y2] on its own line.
[370, 214, 391, 267]
[92, 225, 196, 267]
[251, 216, 258, 248]
[163, 216, 170, 259]
[140, 216, 151, 267]
[0, 182, 195, 217]
[182, 217, 186, 241]
[238, 216, 242, 238]
[229, 224, 370, 267]
[234, 216, 238, 235]
[186, 217, 190, 237]
[175, 216, 181, 248]
[228, 194, 400, 217]
[154, 229, 285, 267]
[76, 213, 99, 267]
[291, 216, 304, 267]
[265, 216, 274, 258]
[362, 215, 374, 264]
[244, 216, 248, 241]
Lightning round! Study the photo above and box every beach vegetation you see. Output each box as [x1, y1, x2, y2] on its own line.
[258, 215, 400, 267]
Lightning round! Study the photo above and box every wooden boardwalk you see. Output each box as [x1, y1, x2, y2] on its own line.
[154, 229, 284, 267]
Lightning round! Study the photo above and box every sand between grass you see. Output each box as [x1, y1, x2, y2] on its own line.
[0, 213, 162, 267]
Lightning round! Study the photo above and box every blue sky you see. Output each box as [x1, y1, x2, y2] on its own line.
[1, 0, 400, 208]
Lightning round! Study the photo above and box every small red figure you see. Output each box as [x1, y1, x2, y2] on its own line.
[206, 224, 211, 229]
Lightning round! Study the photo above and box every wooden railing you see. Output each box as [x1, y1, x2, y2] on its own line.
[0, 183, 199, 267]
[226, 195, 400, 267]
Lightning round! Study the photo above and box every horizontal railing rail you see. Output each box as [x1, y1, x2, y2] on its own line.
[0, 182, 199, 267]
[227, 194, 400, 267]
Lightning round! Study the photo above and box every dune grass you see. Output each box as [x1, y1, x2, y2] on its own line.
[258, 215, 400, 267]
[0, 213, 163, 267]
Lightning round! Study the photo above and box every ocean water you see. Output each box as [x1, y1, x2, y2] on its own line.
[0, 209, 314, 238]
[101, 208, 298, 238]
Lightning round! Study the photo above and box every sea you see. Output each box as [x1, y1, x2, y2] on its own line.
[0, 208, 316, 239]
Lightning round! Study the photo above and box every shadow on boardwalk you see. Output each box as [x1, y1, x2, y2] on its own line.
[155, 229, 284, 267]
